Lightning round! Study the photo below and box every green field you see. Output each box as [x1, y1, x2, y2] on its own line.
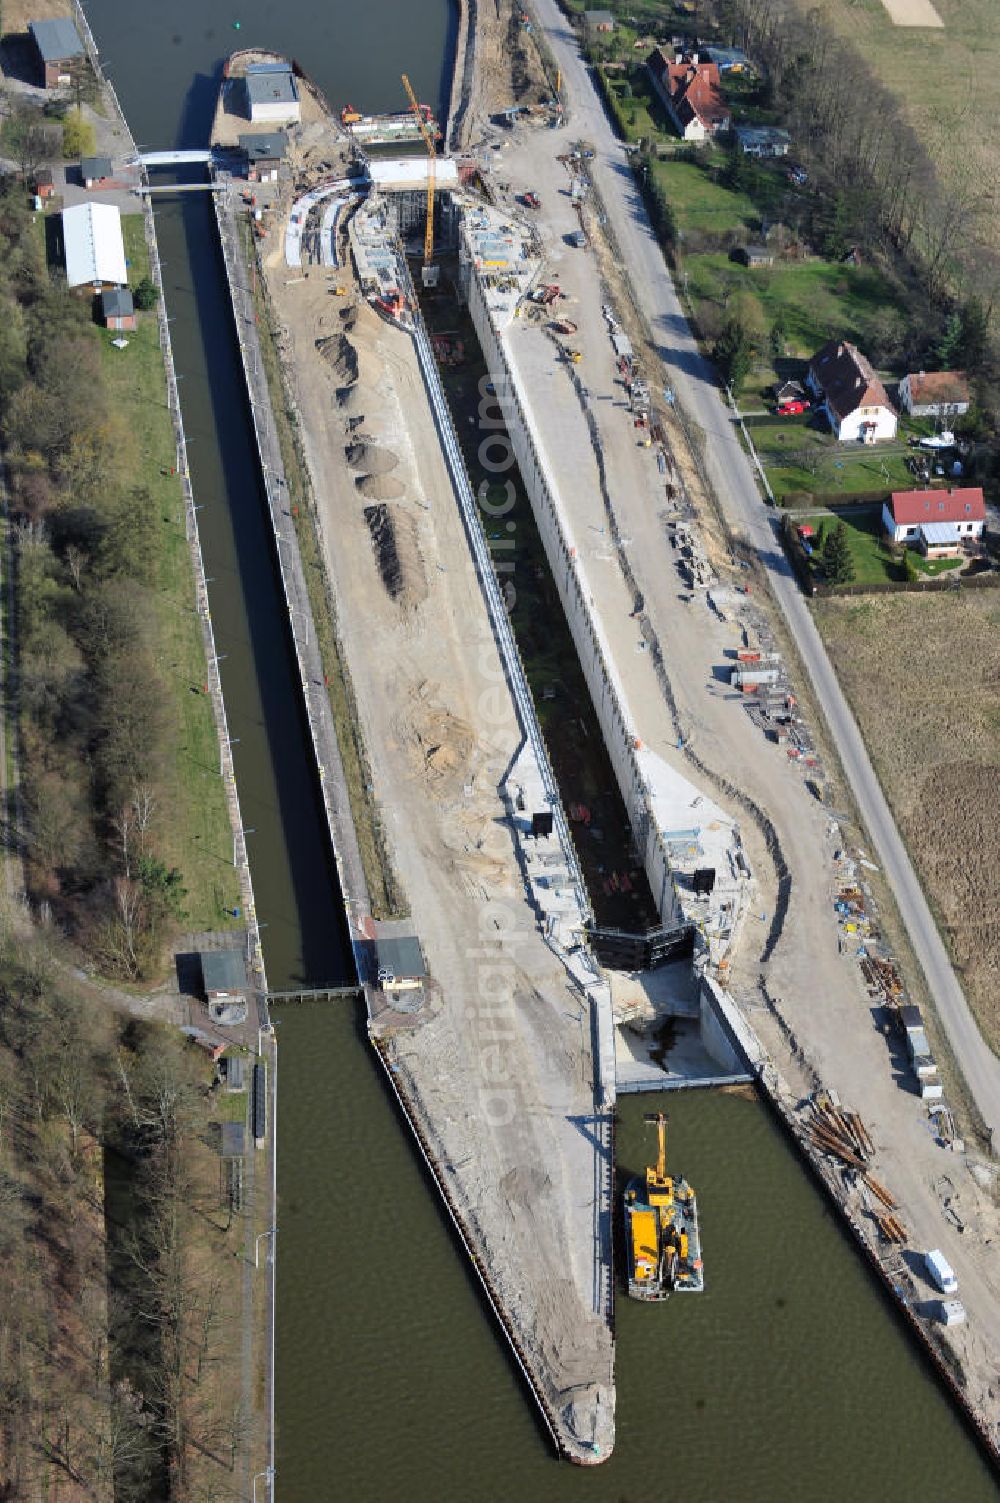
[97, 216, 242, 935]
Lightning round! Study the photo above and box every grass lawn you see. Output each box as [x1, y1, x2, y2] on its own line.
[766, 447, 914, 503]
[743, 412, 833, 453]
[911, 552, 963, 576]
[791, 0, 1000, 256]
[684, 252, 904, 360]
[97, 215, 242, 935]
[651, 155, 757, 237]
[800, 508, 902, 585]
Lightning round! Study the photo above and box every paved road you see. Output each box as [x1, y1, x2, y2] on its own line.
[528, 0, 1000, 1144]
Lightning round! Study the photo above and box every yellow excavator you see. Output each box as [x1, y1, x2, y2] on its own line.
[401, 73, 439, 288]
[624, 1111, 702, 1299]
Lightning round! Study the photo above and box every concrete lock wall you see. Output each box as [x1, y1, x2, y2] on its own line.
[467, 273, 686, 931]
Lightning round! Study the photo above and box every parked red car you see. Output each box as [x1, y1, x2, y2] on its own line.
[776, 399, 810, 415]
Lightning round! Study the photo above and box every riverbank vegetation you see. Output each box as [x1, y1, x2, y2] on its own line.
[0, 192, 239, 976]
[0, 932, 245, 1500]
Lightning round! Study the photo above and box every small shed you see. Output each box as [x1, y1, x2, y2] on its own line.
[220, 1121, 245, 1159]
[775, 378, 805, 405]
[101, 286, 136, 331]
[734, 124, 790, 157]
[584, 9, 616, 31]
[81, 155, 113, 189]
[200, 948, 249, 1025]
[740, 244, 774, 269]
[28, 17, 84, 88]
[238, 131, 287, 183]
[375, 928, 427, 992]
[34, 168, 55, 200]
[222, 1054, 246, 1092]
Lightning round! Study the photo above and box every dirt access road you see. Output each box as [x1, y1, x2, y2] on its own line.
[521, 0, 1000, 1147]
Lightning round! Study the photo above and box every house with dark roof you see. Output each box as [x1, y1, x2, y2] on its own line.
[584, 9, 616, 31]
[898, 370, 970, 419]
[28, 17, 84, 87]
[646, 50, 731, 142]
[807, 340, 896, 443]
[882, 487, 985, 546]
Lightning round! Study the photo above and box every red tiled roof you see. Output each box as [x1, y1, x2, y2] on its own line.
[647, 50, 729, 130]
[905, 370, 970, 406]
[889, 487, 985, 525]
[808, 339, 892, 421]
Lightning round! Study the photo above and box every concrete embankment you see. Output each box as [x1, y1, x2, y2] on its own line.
[212, 186, 371, 979]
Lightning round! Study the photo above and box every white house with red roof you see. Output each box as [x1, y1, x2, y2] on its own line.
[807, 340, 896, 442]
[882, 487, 985, 550]
[646, 50, 731, 141]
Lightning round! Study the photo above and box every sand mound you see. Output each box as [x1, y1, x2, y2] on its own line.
[316, 333, 358, 383]
[356, 473, 404, 501]
[336, 384, 368, 412]
[344, 442, 399, 475]
[408, 698, 475, 783]
[364, 503, 426, 607]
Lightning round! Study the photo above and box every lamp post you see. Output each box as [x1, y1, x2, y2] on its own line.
[252, 1466, 275, 1503]
[254, 1227, 277, 1269]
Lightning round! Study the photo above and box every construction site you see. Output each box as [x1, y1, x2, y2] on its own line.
[207, 41, 1000, 1467]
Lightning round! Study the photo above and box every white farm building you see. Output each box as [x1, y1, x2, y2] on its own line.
[62, 202, 127, 290]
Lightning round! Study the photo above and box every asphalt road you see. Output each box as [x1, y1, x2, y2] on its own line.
[527, 0, 1000, 1144]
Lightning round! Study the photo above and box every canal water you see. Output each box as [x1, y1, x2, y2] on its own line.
[80, 3, 998, 1498]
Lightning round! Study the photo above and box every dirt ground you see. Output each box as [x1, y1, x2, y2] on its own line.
[259, 245, 613, 1453]
[815, 591, 1000, 1053]
[460, 0, 555, 144]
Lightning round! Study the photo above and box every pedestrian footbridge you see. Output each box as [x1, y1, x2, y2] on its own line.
[139, 148, 215, 167]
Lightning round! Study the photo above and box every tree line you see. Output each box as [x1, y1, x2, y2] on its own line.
[0, 936, 246, 1501]
[0, 185, 185, 977]
[703, 0, 998, 394]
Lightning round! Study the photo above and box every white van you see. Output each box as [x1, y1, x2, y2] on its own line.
[924, 1249, 958, 1295]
